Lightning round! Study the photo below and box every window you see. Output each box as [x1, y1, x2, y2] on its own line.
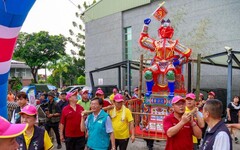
[124, 27, 132, 60]
[10, 69, 15, 77]
[123, 27, 133, 87]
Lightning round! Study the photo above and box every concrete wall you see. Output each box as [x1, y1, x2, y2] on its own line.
[85, 12, 123, 87]
[85, 0, 240, 93]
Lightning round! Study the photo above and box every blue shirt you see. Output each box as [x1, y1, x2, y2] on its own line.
[85, 110, 113, 133]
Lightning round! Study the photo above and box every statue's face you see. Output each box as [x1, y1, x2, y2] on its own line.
[158, 19, 174, 38]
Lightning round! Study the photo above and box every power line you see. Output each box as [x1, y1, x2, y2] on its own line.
[67, 0, 79, 9]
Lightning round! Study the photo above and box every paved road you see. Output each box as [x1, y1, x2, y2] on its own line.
[53, 130, 240, 150]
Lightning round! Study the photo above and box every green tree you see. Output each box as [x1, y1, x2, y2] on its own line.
[14, 31, 67, 83]
[47, 75, 59, 87]
[9, 77, 22, 95]
[62, 57, 85, 85]
[48, 55, 71, 88]
[77, 75, 86, 85]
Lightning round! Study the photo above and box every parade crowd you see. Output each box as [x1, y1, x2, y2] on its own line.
[1, 88, 240, 150]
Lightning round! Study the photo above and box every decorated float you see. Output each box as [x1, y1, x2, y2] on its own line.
[133, 1, 192, 140]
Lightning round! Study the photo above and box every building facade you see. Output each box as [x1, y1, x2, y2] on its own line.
[84, 0, 240, 95]
[9, 60, 33, 86]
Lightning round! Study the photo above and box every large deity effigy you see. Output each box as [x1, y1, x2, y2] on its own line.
[138, 2, 192, 134]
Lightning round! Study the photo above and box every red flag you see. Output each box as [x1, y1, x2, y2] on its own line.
[152, 2, 168, 21]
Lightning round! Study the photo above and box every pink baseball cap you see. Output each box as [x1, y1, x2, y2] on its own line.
[96, 89, 104, 95]
[199, 93, 204, 98]
[113, 88, 118, 93]
[208, 91, 215, 97]
[66, 90, 78, 100]
[0, 116, 28, 138]
[114, 93, 124, 102]
[19, 105, 37, 116]
[186, 93, 196, 100]
[171, 95, 185, 104]
[134, 87, 138, 91]
[81, 89, 89, 94]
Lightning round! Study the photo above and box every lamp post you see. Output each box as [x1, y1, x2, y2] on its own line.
[225, 46, 232, 107]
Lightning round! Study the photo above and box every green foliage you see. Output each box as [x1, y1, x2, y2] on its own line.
[77, 75, 86, 85]
[48, 55, 71, 76]
[9, 77, 22, 94]
[14, 31, 67, 83]
[61, 57, 85, 85]
[47, 55, 72, 87]
[47, 75, 59, 87]
[38, 80, 46, 84]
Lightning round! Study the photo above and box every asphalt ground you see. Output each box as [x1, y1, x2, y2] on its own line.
[52, 129, 240, 150]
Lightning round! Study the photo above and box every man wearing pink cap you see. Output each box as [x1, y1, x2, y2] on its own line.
[163, 95, 202, 150]
[59, 91, 85, 150]
[207, 91, 215, 100]
[185, 93, 205, 149]
[16, 105, 53, 150]
[0, 116, 28, 150]
[95, 88, 112, 108]
[109, 93, 135, 150]
[132, 87, 139, 99]
[77, 89, 90, 110]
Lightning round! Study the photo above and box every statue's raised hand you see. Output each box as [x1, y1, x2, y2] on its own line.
[144, 18, 151, 25]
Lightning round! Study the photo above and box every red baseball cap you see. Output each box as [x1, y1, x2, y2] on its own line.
[113, 88, 118, 93]
[134, 87, 138, 91]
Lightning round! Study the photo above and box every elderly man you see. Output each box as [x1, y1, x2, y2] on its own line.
[163, 95, 202, 150]
[200, 99, 232, 150]
[59, 91, 85, 150]
[81, 97, 115, 150]
[109, 93, 135, 150]
[0, 116, 28, 150]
